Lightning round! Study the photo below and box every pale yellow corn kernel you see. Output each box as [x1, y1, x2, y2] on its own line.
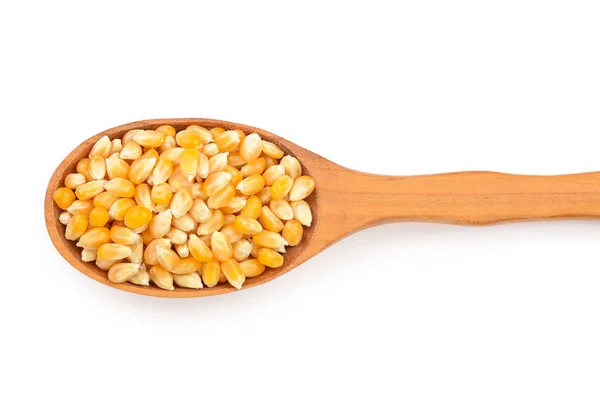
[151, 183, 173, 206]
[160, 147, 185, 165]
[194, 152, 209, 180]
[93, 192, 119, 210]
[108, 198, 136, 221]
[214, 130, 240, 152]
[89, 207, 109, 227]
[149, 265, 174, 290]
[197, 210, 224, 235]
[124, 205, 153, 230]
[174, 272, 203, 289]
[67, 199, 94, 217]
[220, 196, 246, 214]
[202, 143, 219, 157]
[76, 158, 93, 182]
[176, 128, 203, 149]
[128, 239, 143, 263]
[188, 234, 213, 262]
[65, 214, 88, 241]
[240, 157, 267, 177]
[75, 180, 106, 201]
[175, 243, 190, 258]
[240, 195, 262, 219]
[264, 156, 278, 168]
[89, 135, 111, 159]
[237, 175, 265, 196]
[59, 211, 72, 225]
[129, 155, 157, 185]
[233, 215, 263, 235]
[88, 156, 106, 180]
[149, 157, 173, 185]
[220, 258, 245, 289]
[232, 239, 252, 262]
[252, 230, 288, 249]
[258, 188, 272, 206]
[258, 248, 284, 268]
[270, 175, 293, 200]
[223, 165, 243, 188]
[170, 188, 193, 218]
[187, 125, 214, 143]
[81, 248, 97, 262]
[283, 220, 303, 246]
[168, 166, 193, 191]
[262, 165, 286, 186]
[261, 141, 284, 159]
[202, 259, 220, 287]
[97, 243, 132, 261]
[64, 173, 86, 190]
[144, 238, 171, 265]
[211, 231, 233, 262]
[129, 268, 150, 286]
[105, 157, 130, 180]
[159, 135, 176, 153]
[132, 130, 165, 148]
[132, 183, 151, 209]
[239, 133, 262, 163]
[156, 246, 181, 273]
[189, 199, 212, 223]
[95, 258, 116, 270]
[104, 178, 135, 197]
[280, 155, 302, 179]
[179, 148, 200, 179]
[141, 229, 154, 245]
[121, 129, 136, 145]
[289, 176, 316, 201]
[203, 172, 232, 196]
[107, 262, 140, 283]
[207, 184, 235, 209]
[172, 213, 197, 232]
[149, 209, 172, 238]
[239, 259, 265, 278]
[53, 187, 76, 210]
[220, 224, 244, 243]
[156, 125, 176, 138]
[210, 127, 225, 137]
[269, 199, 294, 220]
[109, 224, 139, 245]
[224, 214, 236, 225]
[290, 200, 312, 227]
[119, 141, 143, 160]
[209, 152, 229, 174]
[259, 206, 284, 232]
[111, 138, 123, 154]
[227, 153, 246, 168]
[165, 227, 187, 245]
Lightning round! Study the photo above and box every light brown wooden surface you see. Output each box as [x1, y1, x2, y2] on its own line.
[45, 118, 600, 298]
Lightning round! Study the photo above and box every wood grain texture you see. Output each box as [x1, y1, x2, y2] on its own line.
[45, 118, 600, 298]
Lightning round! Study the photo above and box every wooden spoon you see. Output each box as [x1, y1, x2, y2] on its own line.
[45, 118, 600, 297]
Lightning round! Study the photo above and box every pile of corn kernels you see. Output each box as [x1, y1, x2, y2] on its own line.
[53, 125, 315, 290]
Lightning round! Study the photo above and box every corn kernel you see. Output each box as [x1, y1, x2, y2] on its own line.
[240, 195, 262, 219]
[67, 199, 94, 217]
[108, 198, 136, 221]
[171, 188, 193, 218]
[259, 206, 284, 232]
[179, 148, 200, 179]
[156, 246, 181, 273]
[263, 156, 277, 168]
[89, 207, 109, 227]
[156, 125, 176, 138]
[119, 141, 143, 160]
[219, 270, 228, 283]
[189, 199, 212, 223]
[233, 215, 263, 235]
[239, 133, 262, 163]
[227, 153, 246, 168]
[93, 192, 119, 210]
[203, 171, 232, 196]
[76, 158, 93, 182]
[132, 130, 165, 148]
[129, 155, 157, 185]
[129, 268, 150, 286]
[110, 224, 139, 245]
[128, 239, 143, 263]
[105, 157, 130, 180]
[258, 248, 284, 268]
[176, 128, 203, 149]
[75, 180, 105, 200]
[188, 234, 213, 262]
[175, 244, 190, 259]
[150, 157, 173, 185]
[97, 243, 132, 261]
[237, 174, 265, 196]
[121, 130, 136, 145]
[59, 211, 72, 225]
[210, 127, 225, 136]
[209, 152, 229, 173]
[223, 165, 243, 188]
[149, 209, 172, 238]
[53, 187, 76, 210]
[149, 265, 174, 290]
[65, 214, 88, 241]
[168, 166, 194, 191]
[270, 175, 293, 200]
[202, 143, 219, 157]
[144, 238, 171, 265]
[76, 227, 110, 250]
[220, 258, 245, 289]
[159, 135, 176, 153]
[124, 205, 153, 230]
[220, 224, 244, 243]
[202, 259, 220, 288]
[172, 213, 196, 232]
[289, 176, 316, 201]
[232, 239, 253, 262]
[89, 156, 106, 180]
[89, 135, 111, 159]
[283, 220, 303, 246]
[269, 199, 294, 221]
[64, 173, 86, 190]
[239, 259, 265, 278]
[263, 165, 285, 186]
[214, 130, 240, 152]
[81, 249, 97, 262]
[241, 157, 266, 177]
[261, 141, 284, 159]
[174, 272, 203, 289]
[111, 139, 123, 154]
[107, 263, 140, 283]
[220, 196, 246, 214]
[210, 231, 232, 262]
[290, 200, 312, 227]
[280, 155, 302, 179]
[161, 147, 185, 165]
[252, 230, 288, 249]
[104, 178, 135, 197]
[151, 183, 173, 206]
[207, 183, 235, 209]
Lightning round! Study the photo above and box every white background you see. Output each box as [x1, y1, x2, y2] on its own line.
[1, 1, 600, 399]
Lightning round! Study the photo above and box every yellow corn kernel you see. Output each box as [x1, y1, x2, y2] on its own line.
[282, 220, 303, 246]
[149, 265, 174, 290]
[173, 255, 202, 275]
[76, 226, 110, 250]
[193, 153, 209, 180]
[89, 156, 106, 180]
[202, 142, 219, 157]
[263, 156, 277, 169]
[211, 231, 233, 261]
[141, 229, 154, 245]
[107, 263, 140, 283]
[188, 125, 214, 143]
[104, 178, 135, 197]
[156, 124, 176, 138]
[234, 129, 245, 144]
[289, 176, 316, 201]
[159, 135, 176, 153]
[151, 183, 173, 206]
[227, 153, 246, 168]
[128, 238, 143, 263]
[179, 148, 200, 179]
[81, 248, 97, 262]
[258, 248, 284, 268]
[164, 227, 186, 245]
[239, 133, 262, 163]
[239, 259, 265, 278]
[280, 155, 302, 179]
[220, 224, 244, 243]
[171, 188, 193, 218]
[259, 206, 284, 232]
[160, 147, 185, 165]
[176, 128, 203, 149]
[93, 192, 119, 210]
[108, 198, 136, 221]
[214, 130, 240, 152]
[64, 173, 86, 190]
[119, 141, 143, 160]
[110, 224, 139, 245]
[262, 165, 285, 186]
[197, 210, 224, 235]
[65, 214, 88, 241]
[174, 272, 203, 289]
[155, 246, 181, 273]
[220, 196, 246, 214]
[105, 157, 130, 180]
[270, 175, 293, 200]
[67, 199, 94, 217]
[144, 238, 171, 265]
[76, 158, 93, 182]
[223, 165, 243, 188]
[252, 230, 288, 249]
[129, 155, 157, 185]
[172, 213, 196, 232]
[149, 209, 172, 238]
[97, 243, 132, 261]
[236, 174, 265, 196]
[269, 199, 294, 220]
[75, 180, 105, 200]
[88, 135, 111, 159]
[59, 211, 72, 225]
[149, 157, 173, 185]
[241, 157, 266, 177]
[207, 184, 235, 209]
[209, 152, 229, 174]
[89, 207, 109, 227]
[220, 258, 245, 289]
[111, 139, 123, 154]
[233, 215, 263, 235]
[129, 268, 150, 286]
[232, 239, 252, 262]
[210, 127, 225, 136]
[124, 205, 153, 230]
[202, 259, 220, 288]
[53, 187, 76, 210]
[168, 166, 194, 191]
[121, 130, 136, 145]
[188, 234, 213, 262]
[132, 130, 165, 148]
[189, 199, 212, 223]
[261, 140, 284, 159]
[219, 270, 227, 283]
[240, 195, 262, 219]
[291, 200, 312, 227]
[203, 172, 232, 196]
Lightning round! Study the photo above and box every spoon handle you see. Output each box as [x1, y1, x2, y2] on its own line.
[333, 170, 600, 230]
